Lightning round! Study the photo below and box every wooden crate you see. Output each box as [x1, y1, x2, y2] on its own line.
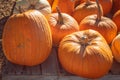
[2, 47, 120, 80]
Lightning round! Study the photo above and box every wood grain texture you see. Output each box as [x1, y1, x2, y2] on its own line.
[41, 47, 60, 76]
[2, 75, 120, 80]
[2, 48, 120, 80]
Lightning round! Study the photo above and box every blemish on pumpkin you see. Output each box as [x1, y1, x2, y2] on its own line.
[17, 43, 25, 48]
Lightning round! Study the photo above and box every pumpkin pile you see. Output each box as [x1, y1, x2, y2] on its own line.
[1, 0, 120, 79]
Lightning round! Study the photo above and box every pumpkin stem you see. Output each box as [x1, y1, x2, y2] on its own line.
[18, 6, 25, 13]
[79, 36, 89, 57]
[80, 36, 89, 45]
[56, 7, 64, 24]
[96, 0, 102, 21]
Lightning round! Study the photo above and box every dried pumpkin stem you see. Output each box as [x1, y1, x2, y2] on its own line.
[18, 6, 25, 13]
[56, 7, 64, 24]
[96, 0, 102, 21]
[80, 36, 89, 46]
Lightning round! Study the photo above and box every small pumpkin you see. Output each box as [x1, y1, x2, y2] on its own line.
[111, 34, 120, 63]
[79, 0, 117, 44]
[48, 7, 79, 46]
[2, 10, 52, 66]
[58, 29, 113, 79]
[112, 0, 120, 14]
[52, 0, 75, 15]
[72, 0, 103, 23]
[13, 0, 51, 19]
[79, 0, 113, 15]
[113, 10, 120, 32]
[47, 0, 54, 6]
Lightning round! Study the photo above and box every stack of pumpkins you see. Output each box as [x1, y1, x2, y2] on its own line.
[2, 0, 120, 79]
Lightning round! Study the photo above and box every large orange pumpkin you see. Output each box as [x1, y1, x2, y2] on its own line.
[72, 0, 103, 23]
[79, 0, 113, 15]
[2, 10, 52, 66]
[111, 34, 120, 63]
[58, 29, 113, 79]
[52, 0, 75, 15]
[13, 0, 51, 19]
[112, 0, 120, 14]
[48, 7, 79, 46]
[79, 0, 117, 44]
[113, 10, 120, 32]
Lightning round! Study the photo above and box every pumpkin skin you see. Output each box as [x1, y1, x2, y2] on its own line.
[91, 0, 112, 15]
[79, 0, 113, 15]
[79, 0, 117, 44]
[13, 0, 51, 19]
[47, 0, 54, 6]
[72, 0, 103, 23]
[52, 0, 75, 15]
[2, 10, 52, 66]
[48, 8, 79, 46]
[113, 10, 120, 32]
[74, 0, 83, 8]
[58, 29, 113, 79]
[111, 34, 120, 62]
[112, 0, 120, 14]
[79, 15, 117, 44]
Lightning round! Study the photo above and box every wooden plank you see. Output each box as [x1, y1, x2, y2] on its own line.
[2, 59, 8, 74]
[41, 47, 60, 76]
[5, 61, 16, 75]
[110, 60, 120, 75]
[31, 65, 41, 75]
[2, 75, 57, 80]
[2, 75, 120, 80]
[14, 64, 24, 75]
[23, 66, 32, 75]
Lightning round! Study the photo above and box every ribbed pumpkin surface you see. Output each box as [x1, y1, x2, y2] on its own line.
[58, 29, 113, 79]
[111, 34, 120, 62]
[2, 10, 52, 66]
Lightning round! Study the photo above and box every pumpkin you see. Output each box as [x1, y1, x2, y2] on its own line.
[111, 34, 120, 63]
[79, 0, 117, 44]
[52, 0, 75, 15]
[72, 0, 103, 23]
[113, 10, 120, 32]
[58, 29, 113, 79]
[112, 0, 120, 14]
[47, 0, 54, 6]
[13, 0, 51, 19]
[48, 7, 79, 46]
[74, 0, 82, 8]
[79, 0, 113, 15]
[2, 10, 52, 66]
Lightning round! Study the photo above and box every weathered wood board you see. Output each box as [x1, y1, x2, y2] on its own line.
[2, 47, 120, 80]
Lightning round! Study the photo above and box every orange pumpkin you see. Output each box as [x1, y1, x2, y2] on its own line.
[112, 0, 120, 14]
[58, 29, 113, 79]
[47, 0, 54, 6]
[13, 0, 51, 19]
[79, 0, 112, 15]
[72, 0, 103, 23]
[52, 0, 75, 15]
[48, 7, 79, 46]
[74, 0, 82, 7]
[2, 10, 52, 66]
[111, 34, 120, 62]
[113, 10, 120, 32]
[79, 0, 117, 44]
